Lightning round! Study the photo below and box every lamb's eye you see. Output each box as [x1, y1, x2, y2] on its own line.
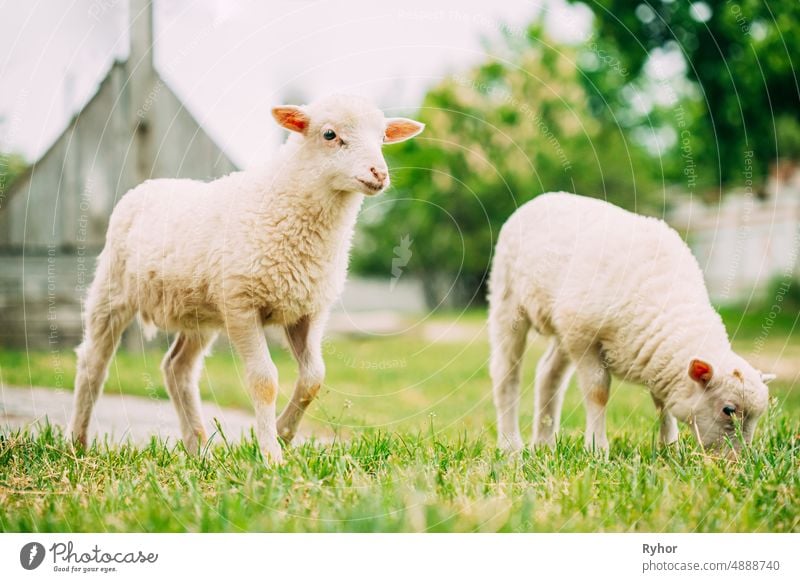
[323, 129, 337, 141]
[722, 405, 737, 417]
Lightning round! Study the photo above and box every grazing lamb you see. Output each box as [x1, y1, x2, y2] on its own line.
[488, 192, 775, 453]
[68, 95, 424, 463]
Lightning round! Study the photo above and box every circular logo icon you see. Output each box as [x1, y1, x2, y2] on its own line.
[19, 542, 46, 570]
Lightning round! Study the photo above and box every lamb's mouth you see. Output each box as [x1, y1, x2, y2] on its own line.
[357, 178, 385, 193]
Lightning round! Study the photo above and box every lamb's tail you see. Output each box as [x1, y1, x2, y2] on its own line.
[487, 240, 522, 344]
[487, 237, 511, 311]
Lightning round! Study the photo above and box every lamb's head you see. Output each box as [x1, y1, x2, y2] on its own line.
[669, 355, 774, 451]
[271, 94, 424, 196]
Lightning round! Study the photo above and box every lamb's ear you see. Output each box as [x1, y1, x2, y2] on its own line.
[688, 358, 714, 386]
[272, 105, 310, 134]
[384, 118, 425, 144]
[761, 372, 777, 384]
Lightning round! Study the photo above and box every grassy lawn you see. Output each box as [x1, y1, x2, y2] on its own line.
[1, 309, 798, 532]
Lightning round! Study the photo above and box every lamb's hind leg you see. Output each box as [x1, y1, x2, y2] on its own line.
[571, 345, 611, 453]
[532, 339, 573, 448]
[489, 301, 530, 452]
[277, 314, 326, 444]
[162, 331, 217, 453]
[69, 278, 134, 446]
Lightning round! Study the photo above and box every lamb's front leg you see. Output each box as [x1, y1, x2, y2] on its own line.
[573, 347, 611, 453]
[226, 317, 283, 464]
[651, 393, 679, 445]
[277, 313, 326, 444]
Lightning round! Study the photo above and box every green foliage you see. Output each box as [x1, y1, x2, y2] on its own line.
[576, 0, 800, 187]
[764, 276, 800, 314]
[353, 30, 658, 305]
[0, 151, 28, 203]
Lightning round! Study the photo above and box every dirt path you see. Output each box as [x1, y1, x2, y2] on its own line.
[0, 384, 321, 446]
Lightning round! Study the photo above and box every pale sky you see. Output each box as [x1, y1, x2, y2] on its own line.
[0, 0, 594, 168]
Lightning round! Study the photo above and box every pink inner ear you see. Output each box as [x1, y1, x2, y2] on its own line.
[689, 359, 713, 384]
[385, 119, 422, 142]
[273, 107, 309, 133]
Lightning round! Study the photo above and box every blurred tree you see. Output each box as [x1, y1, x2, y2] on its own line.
[575, 0, 800, 189]
[352, 28, 658, 307]
[0, 151, 28, 207]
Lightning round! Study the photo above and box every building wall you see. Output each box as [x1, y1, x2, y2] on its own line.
[0, 255, 87, 349]
[0, 66, 132, 252]
[670, 188, 800, 304]
[0, 65, 237, 348]
[149, 84, 237, 181]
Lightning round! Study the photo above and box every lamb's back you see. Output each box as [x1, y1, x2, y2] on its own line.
[498, 193, 710, 336]
[112, 176, 249, 274]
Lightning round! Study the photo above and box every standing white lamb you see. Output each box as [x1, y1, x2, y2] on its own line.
[488, 192, 775, 453]
[68, 94, 424, 463]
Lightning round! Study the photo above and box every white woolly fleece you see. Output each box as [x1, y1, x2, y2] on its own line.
[489, 192, 771, 449]
[97, 96, 402, 334]
[69, 94, 424, 462]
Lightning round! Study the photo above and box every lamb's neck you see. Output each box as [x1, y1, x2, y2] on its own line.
[250, 151, 365, 245]
[639, 302, 732, 399]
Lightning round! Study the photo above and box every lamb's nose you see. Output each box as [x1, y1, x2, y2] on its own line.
[370, 167, 387, 184]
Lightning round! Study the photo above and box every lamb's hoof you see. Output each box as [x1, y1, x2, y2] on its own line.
[262, 442, 284, 465]
[531, 437, 556, 450]
[497, 435, 524, 454]
[182, 431, 208, 455]
[69, 429, 88, 450]
[584, 443, 609, 458]
[277, 426, 296, 446]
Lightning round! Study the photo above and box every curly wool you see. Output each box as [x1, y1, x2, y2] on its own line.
[104, 135, 367, 337]
[488, 192, 769, 450]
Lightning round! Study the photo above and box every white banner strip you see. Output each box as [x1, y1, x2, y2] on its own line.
[1, 533, 797, 581]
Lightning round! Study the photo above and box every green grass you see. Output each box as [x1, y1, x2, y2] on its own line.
[1, 310, 798, 532]
[2, 420, 798, 532]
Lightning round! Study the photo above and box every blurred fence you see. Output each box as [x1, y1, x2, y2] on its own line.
[669, 164, 800, 304]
